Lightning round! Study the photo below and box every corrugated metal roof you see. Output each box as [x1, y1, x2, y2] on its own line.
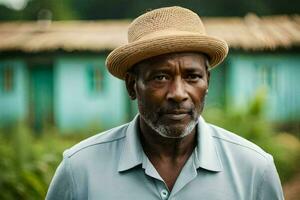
[0, 14, 299, 52]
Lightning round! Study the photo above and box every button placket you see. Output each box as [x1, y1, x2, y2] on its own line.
[153, 178, 170, 200]
[160, 189, 169, 200]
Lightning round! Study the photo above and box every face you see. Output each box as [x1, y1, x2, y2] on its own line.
[126, 52, 210, 138]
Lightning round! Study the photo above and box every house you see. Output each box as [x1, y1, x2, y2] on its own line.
[0, 15, 299, 133]
[204, 14, 300, 124]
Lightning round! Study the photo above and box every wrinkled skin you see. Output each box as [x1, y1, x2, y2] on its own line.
[125, 52, 210, 138]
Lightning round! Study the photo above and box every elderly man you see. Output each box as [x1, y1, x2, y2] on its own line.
[46, 6, 284, 200]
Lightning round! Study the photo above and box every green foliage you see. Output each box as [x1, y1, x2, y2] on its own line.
[0, 124, 89, 200]
[1, 0, 300, 21]
[203, 90, 300, 182]
[0, 0, 78, 21]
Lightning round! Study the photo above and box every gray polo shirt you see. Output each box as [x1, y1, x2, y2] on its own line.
[46, 115, 284, 200]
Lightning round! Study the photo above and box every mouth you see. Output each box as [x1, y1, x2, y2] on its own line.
[162, 110, 191, 121]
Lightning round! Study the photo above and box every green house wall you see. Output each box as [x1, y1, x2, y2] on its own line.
[54, 55, 129, 132]
[0, 60, 28, 126]
[0, 52, 299, 132]
[205, 62, 227, 108]
[227, 53, 300, 121]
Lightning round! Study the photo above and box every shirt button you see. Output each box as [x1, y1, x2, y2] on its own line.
[160, 189, 169, 200]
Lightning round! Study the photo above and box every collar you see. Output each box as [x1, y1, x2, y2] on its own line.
[118, 115, 223, 172]
[194, 116, 223, 172]
[118, 115, 144, 172]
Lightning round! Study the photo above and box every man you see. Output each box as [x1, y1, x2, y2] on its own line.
[46, 6, 284, 199]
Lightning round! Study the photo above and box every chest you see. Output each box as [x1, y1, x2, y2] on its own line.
[80, 169, 253, 200]
[152, 161, 185, 191]
[72, 153, 257, 200]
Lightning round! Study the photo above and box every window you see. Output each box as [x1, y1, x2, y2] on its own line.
[258, 64, 277, 91]
[0, 65, 14, 93]
[87, 64, 105, 94]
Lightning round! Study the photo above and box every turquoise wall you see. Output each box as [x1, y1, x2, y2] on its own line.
[54, 55, 129, 132]
[227, 54, 300, 121]
[205, 62, 227, 108]
[0, 60, 28, 126]
[1, 52, 299, 131]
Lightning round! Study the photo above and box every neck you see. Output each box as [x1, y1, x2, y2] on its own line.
[139, 116, 197, 161]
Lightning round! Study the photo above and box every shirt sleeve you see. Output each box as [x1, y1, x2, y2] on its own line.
[46, 158, 74, 200]
[257, 156, 284, 200]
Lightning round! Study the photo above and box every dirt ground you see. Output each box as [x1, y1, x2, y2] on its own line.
[284, 173, 300, 200]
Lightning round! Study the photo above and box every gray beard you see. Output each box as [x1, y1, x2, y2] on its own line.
[137, 95, 205, 139]
[140, 112, 198, 139]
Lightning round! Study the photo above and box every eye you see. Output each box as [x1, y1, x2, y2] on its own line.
[186, 74, 202, 81]
[153, 75, 168, 81]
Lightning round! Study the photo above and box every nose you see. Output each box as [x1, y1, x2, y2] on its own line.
[166, 77, 188, 103]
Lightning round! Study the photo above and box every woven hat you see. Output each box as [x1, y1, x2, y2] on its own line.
[106, 6, 229, 79]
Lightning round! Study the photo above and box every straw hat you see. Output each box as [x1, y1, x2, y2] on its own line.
[106, 6, 229, 80]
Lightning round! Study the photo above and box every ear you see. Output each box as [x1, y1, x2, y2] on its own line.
[125, 72, 137, 100]
[207, 70, 210, 86]
[206, 70, 210, 94]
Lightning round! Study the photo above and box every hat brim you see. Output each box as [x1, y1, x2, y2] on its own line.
[106, 34, 228, 80]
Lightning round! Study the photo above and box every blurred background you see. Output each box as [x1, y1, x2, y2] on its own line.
[0, 0, 299, 199]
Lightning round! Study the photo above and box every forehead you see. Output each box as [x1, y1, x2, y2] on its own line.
[134, 52, 207, 73]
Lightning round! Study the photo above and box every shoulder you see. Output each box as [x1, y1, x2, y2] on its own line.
[204, 122, 283, 199]
[207, 123, 273, 163]
[63, 123, 129, 158]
